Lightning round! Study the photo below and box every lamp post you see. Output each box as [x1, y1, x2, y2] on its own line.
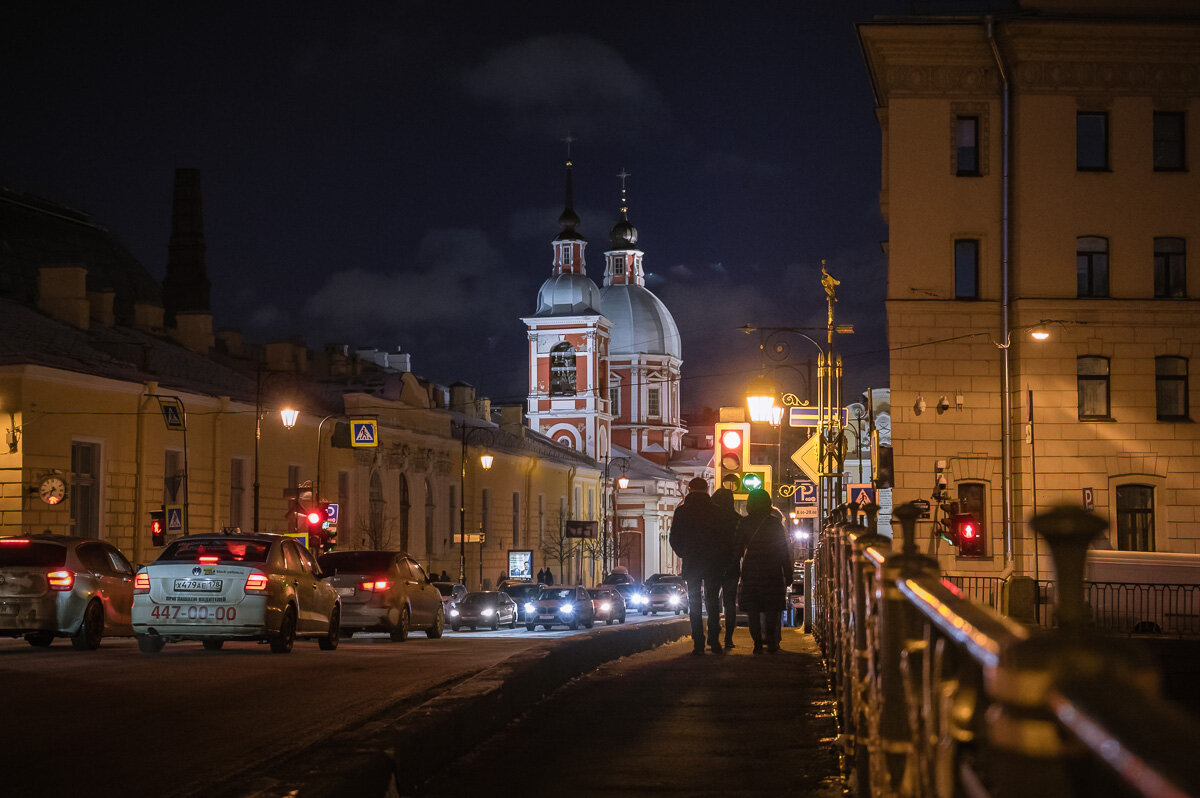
[459, 422, 495, 589]
[602, 454, 631, 576]
[253, 367, 299, 534]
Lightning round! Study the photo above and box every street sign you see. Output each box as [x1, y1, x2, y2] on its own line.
[795, 506, 818, 518]
[165, 505, 184, 533]
[325, 503, 339, 525]
[847, 484, 875, 508]
[793, 478, 817, 506]
[565, 520, 598, 538]
[789, 407, 820, 428]
[453, 532, 484, 544]
[157, 398, 186, 431]
[791, 435, 820, 483]
[911, 499, 931, 519]
[1082, 487, 1094, 511]
[350, 419, 378, 448]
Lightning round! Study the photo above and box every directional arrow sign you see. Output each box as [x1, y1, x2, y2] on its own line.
[790, 435, 821, 484]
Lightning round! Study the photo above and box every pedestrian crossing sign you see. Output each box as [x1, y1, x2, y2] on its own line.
[157, 398, 186, 431]
[350, 419, 378, 448]
[165, 505, 184, 533]
[847, 484, 875, 508]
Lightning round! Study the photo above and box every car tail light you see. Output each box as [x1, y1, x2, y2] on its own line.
[0, 538, 30, 545]
[244, 571, 269, 594]
[358, 579, 391, 592]
[198, 555, 219, 563]
[47, 570, 75, 590]
[134, 572, 150, 594]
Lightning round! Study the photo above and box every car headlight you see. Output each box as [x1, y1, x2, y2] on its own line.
[600, 602, 611, 612]
[524, 602, 536, 613]
[450, 609, 459, 617]
[481, 608, 494, 616]
[560, 603, 574, 614]
[668, 595, 680, 606]
[634, 594, 646, 604]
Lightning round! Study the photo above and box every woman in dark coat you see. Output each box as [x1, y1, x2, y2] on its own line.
[736, 489, 790, 653]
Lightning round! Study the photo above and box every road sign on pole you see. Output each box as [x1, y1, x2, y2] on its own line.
[350, 419, 378, 447]
[791, 436, 820, 484]
[157, 398, 186, 431]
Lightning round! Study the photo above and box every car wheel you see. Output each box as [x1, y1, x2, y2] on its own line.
[319, 606, 340, 650]
[450, 622, 460, 632]
[137, 634, 165, 654]
[270, 606, 297, 654]
[583, 616, 594, 629]
[568, 617, 578, 630]
[526, 623, 536, 632]
[202, 639, 224, 651]
[606, 617, 614, 625]
[507, 611, 516, 629]
[426, 607, 445, 639]
[491, 614, 500, 631]
[25, 631, 54, 647]
[70, 600, 104, 651]
[390, 607, 410, 642]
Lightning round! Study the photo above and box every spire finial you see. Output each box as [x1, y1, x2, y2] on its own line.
[563, 132, 575, 165]
[617, 168, 631, 216]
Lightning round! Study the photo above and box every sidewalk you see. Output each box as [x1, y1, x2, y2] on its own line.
[411, 625, 845, 797]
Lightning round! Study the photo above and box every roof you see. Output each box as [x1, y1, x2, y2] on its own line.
[599, 284, 681, 358]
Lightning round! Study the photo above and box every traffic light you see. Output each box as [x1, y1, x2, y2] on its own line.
[741, 464, 772, 500]
[950, 513, 985, 556]
[714, 421, 750, 495]
[149, 510, 166, 546]
[305, 503, 338, 553]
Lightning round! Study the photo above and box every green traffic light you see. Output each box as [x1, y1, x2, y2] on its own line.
[741, 473, 763, 491]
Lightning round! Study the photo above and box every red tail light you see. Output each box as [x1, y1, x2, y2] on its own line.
[47, 570, 75, 590]
[134, 572, 150, 594]
[358, 579, 391, 592]
[198, 555, 219, 563]
[244, 571, 269, 594]
[0, 538, 30, 545]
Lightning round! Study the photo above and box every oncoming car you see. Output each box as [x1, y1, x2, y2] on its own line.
[613, 582, 647, 614]
[524, 585, 595, 631]
[588, 586, 627, 625]
[644, 582, 687, 615]
[132, 533, 340, 654]
[500, 581, 544, 623]
[449, 591, 517, 631]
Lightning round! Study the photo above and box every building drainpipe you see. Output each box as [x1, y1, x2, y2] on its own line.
[988, 17, 1016, 569]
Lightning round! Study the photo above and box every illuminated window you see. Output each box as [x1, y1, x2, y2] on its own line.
[1116, 485, 1155, 551]
[1078, 356, 1110, 420]
[1153, 112, 1186, 172]
[1077, 112, 1108, 171]
[550, 342, 577, 396]
[1156, 356, 1188, 421]
[1076, 236, 1109, 298]
[1154, 237, 1186, 298]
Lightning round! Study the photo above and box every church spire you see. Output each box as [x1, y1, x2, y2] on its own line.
[605, 167, 643, 287]
[552, 134, 586, 275]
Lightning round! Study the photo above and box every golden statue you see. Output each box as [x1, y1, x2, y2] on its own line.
[821, 261, 839, 302]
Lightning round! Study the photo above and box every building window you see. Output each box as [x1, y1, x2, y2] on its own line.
[648, 387, 661, 417]
[954, 239, 979, 299]
[549, 342, 577, 396]
[587, 488, 594, 520]
[1076, 236, 1109, 298]
[1077, 112, 1108, 171]
[71, 441, 100, 539]
[956, 482, 987, 554]
[425, 478, 435, 559]
[1153, 111, 1186, 172]
[955, 116, 979, 176]
[610, 384, 620, 416]
[1115, 484, 1155, 551]
[1156, 356, 1188, 420]
[512, 492, 521, 548]
[1154, 237, 1186, 298]
[573, 486, 581, 519]
[398, 474, 410, 552]
[561, 245, 572, 266]
[229, 458, 246, 531]
[1078, 356, 1111, 420]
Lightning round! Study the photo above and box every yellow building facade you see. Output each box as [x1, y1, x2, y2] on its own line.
[860, 3, 1200, 576]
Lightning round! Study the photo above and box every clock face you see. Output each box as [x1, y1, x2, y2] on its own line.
[38, 476, 66, 505]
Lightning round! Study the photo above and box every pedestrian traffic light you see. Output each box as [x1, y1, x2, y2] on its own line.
[714, 421, 750, 495]
[950, 513, 985, 556]
[149, 510, 166, 546]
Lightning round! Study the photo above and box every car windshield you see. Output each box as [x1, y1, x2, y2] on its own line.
[461, 592, 496, 605]
[600, 573, 630, 585]
[650, 584, 675, 594]
[433, 583, 458, 597]
[504, 584, 542, 600]
[614, 584, 638, 595]
[159, 538, 271, 563]
[541, 588, 575, 600]
[0, 540, 66, 567]
[318, 551, 394, 575]
[587, 589, 610, 598]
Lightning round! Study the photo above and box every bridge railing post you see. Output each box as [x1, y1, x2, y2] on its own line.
[847, 506, 892, 796]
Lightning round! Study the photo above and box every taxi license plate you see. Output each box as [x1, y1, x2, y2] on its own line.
[173, 578, 222, 592]
[150, 604, 239, 621]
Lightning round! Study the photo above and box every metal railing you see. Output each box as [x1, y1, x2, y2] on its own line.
[941, 574, 1006, 612]
[814, 502, 1200, 798]
[1034, 581, 1200, 637]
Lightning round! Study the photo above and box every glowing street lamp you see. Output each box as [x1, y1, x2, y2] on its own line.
[745, 374, 778, 424]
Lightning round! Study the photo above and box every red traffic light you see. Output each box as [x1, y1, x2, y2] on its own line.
[950, 513, 985, 556]
[720, 429, 742, 450]
[306, 511, 322, 525]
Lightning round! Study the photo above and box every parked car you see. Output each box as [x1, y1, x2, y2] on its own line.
[318, 550, 445, 641]
[0, 533, 135, 649]
[644, 582, 688, 615]
[613, 582, 647, 614]
[501, 581, 544, 622]
[132, 533, 340, 654]
[588, 586, 627, 625]
[524, 585, 595, 631]
[449, 591, 517, 631]
[432, 581, 468, 620]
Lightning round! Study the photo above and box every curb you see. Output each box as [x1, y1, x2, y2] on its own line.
[279, 618, 690, 796]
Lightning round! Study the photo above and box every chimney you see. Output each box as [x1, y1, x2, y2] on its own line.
[38, 265, 89, 328]
[170, 310, 214, 354]
[216, 329, 244, 357]
[134, 302, 165, 332]
[450, 383, 477, 417]
[162, 168, 211, 327]
[265, 340, 308, 373]
[87, 288, 116, 327]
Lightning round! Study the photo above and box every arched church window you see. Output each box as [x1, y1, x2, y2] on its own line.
[550, 342, 577, 396]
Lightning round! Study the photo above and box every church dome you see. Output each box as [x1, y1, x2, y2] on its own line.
[534, 273, 603, 317]
[599, 284, 681, 358]
[609, 216, 638, 249]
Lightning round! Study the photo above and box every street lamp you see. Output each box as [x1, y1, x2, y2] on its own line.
[602, 454, 631, 576]
[459, 422, 495, 589]
[253, 367, 299, 534]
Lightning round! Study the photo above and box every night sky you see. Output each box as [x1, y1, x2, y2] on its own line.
[3, 1, 911, 414]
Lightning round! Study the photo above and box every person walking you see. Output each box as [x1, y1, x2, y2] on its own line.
[710, 487, 743, 650]
[669, 477, 724, 655]
[736, 488, 790, 654]
[536, 567, 546, 585]
[543, 566, 555, 585]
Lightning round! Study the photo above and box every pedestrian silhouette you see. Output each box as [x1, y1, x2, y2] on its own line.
[710, 487, 743, 649]
[669, 477, 724, 655]
[736, 489, 790, 654]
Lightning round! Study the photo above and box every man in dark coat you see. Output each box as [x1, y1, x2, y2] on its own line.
[669, 477, 724, 654]
[737, 489, 791, 653]
[710, 488, 743, 650]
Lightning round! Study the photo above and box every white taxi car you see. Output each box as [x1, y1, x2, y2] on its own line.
[132, 533, 340, 654]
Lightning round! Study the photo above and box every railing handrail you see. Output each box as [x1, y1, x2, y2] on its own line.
[898, 574, 1030, 668]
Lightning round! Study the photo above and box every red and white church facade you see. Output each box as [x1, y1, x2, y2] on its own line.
[522, 160, 691, 579]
